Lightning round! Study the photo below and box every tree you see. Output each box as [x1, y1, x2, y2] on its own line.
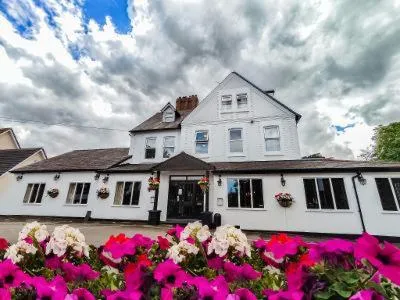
[359, 122, 400, 161]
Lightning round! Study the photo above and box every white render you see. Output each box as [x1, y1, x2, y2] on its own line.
[2, 72, 400, 238]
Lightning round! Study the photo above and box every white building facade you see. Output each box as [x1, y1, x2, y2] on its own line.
[3, 72, 400, 237]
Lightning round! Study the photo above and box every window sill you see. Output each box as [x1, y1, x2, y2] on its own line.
[220, 110, 250, 114]
[264, 152, 284, 156]
[64, 204, 88, 207]
[228, 153, 246, 157]
[23, 203, 42, 206]
[305, 209, 354, 214]
[226, 207, 266, 211]
[381, 211, 400, 215]
[111, 205, 140, 208]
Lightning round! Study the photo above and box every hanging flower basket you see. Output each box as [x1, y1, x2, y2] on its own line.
[274, 192, 294, 208]
[47, 188, 59, 198]
[148, 177, 160, 192]
[198, 177, 209, 192]
[97, 187, 110, 199]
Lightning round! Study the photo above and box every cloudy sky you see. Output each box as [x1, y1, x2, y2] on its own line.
[0, 0, 399, 158]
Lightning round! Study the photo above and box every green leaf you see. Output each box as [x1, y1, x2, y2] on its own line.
[331, 282, 353, 298]
[341, 271, 360, 285]
[314, 290, 336, 299]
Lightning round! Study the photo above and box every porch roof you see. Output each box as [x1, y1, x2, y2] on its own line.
[152, 152, 214, 171]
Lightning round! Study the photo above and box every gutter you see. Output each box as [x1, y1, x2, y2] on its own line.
[351, 172, 366, 233]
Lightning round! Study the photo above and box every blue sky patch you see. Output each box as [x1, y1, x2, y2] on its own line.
[334, 123, 356, 133]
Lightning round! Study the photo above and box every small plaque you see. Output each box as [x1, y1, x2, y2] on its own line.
[217, 198, 223, 206]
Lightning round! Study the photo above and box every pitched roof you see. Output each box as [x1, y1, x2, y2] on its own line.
[13, 148, 130, 173]
[130, 110, 192, 133]
[212, 158, 400, 173]
[153, 152, 214, 171]
[0, 128, 21, 149]
[0, 128, 11, 135]
[0, 148, 43, 175]
[232, 72, 302, 122]
[103, 163, 156, 173]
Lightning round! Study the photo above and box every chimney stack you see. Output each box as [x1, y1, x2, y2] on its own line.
[176, 95, 199, 112]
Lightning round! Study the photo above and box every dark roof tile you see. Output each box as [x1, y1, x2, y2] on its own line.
[0, 148, 43, 175]
[130, 110, 192, 133]
[153, 152, 213, 171]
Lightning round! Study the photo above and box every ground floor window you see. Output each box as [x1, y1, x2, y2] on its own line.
[375, 178, 400, 211]
[227, 178, 264, 208]
[114, 181, 141, 206]
[303, 178, 349, 210]
[66, 183, 90, 204]
[23, 183, 45, 204]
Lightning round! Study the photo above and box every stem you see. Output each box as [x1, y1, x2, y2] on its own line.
[360, 269, 379, 287]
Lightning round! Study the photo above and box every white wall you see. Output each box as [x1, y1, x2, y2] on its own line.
[129, 130, 181, 164]
[0, 131, 19, 149]
[212, 173, 364, 235]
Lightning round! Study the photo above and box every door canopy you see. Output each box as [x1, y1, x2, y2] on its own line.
[152, 152, 214, 171]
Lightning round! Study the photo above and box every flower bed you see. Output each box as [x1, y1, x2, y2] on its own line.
[0, 221, 399, 299]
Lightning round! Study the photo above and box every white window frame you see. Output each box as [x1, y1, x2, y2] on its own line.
[163, 136, 175, 158]
[145, 137, 156, 159]
[236, 93, 248, 109]
[23, 183, 45, 204]
[264, 125, 281, 152]
[66, 182, 90, 205]
[221, 95, 232, 111]
[376, 177, 400, 212]
[113, 181, 141, 206]
[195, 130, 209, 155]
[226, 178, 264, 209]
[163, 111, 175, 123]
[303, 177, 350, 211]
[228, 128, 244, 154]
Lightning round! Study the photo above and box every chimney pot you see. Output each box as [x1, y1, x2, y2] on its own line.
[176, 95, 199, 112]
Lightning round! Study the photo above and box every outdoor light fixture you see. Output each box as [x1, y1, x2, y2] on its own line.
[16, 174, 23, 181]
[54, 173, 61, 181]
[217, 175, 222, 186]
[280, 174, 286, 187]
[356, 172, 367, 185]
[94, 173, 100, 180]
[103, 174, 109, 183]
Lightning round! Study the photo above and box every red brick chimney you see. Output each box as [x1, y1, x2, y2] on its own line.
[176, 95, 199, 112]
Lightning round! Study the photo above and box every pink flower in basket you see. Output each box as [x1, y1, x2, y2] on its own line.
[274, 193, 294, 208]
[148, 177, 160, 191]
[198, 177, 209, 191]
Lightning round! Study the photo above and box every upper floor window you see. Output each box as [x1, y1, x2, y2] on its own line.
[375, 178, 400, 211]
[145, 137, 156, 159]
[229, 128, 243, 153]
[163, 111, 175, 123]
[227, 178, 264, 208]
[195, 130, 209, 154]
[236, 93, 248, 109]
[23, 183, 45, 204]
[114, 181, 141, 206]
[264, 126, 280, 152]
[163, 136, 175, 158]
[221, 95, 232, 111]
[303, 178, 349, 210]
[66, 182, 90, 205]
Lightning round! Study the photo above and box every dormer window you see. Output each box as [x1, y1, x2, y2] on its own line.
[163, 110, 175, 123]
[236, 93, 248, 109]
[221, 95, 232, 111]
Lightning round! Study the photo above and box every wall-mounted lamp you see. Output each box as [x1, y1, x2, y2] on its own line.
[54, 173, 61, 181]
[103, 174, 109, 183]
[356, 172, 367, 185]
[16, 174, 23, 181]
[94, 173, 100, 180]
[217, 175, 222, 186]
[280, 174, 286, 187]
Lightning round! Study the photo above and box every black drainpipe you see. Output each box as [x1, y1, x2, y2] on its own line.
[352, 172, 366, 233]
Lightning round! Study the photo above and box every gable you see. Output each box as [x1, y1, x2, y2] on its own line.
[182, 72, 301, 125]
[0, 128, 20, 149]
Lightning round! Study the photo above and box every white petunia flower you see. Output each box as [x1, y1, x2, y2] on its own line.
[180, 221, 211, 242]
[207, 225, 251, 258]
[167, 240, 199, 264]
[4, 240, 37, 264]
[18, 221, 49, 243]
[46, 225, 89, 258]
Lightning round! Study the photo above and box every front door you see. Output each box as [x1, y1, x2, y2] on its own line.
[167, 176, 204, 219]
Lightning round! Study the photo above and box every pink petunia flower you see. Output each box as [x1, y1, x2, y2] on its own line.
[66, 288, 96, 300]
[253, 238, 268, 251]
[166, 225, 184, 239]
[349, 289, 385, 300]
[207, 256, 224, 270]
[0, 238, 8, 250]
[267, 234, 305, 259]
[264, 289, 304, 300]
[223, 262, 261, 282]
[157, 236, 170, 250]
[355, 233, 400, 285]
[0, 288, 11, 300]
[0, 259, 29, 289]
[309, 239, 353, 266]
[45, 256, 62, 270]
[61, 262, 100, 282]
[30, 275, 67, 300]
[153, 259, 190, 288]
[106, 290, 142, 300]
[227, 288, 257, 300]
[190, 275, 229, 300]
[161, 288, 174, 300]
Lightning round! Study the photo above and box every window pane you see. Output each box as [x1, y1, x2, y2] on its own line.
[221, 95, 232, 109]
[145, 138, 156, 148]
[230, 129, 242, 140]
[66, 183, 76, 204]
[81, 183, 90, 204]
[74, 183, 83, 204]
[164, 137, 175, 147]
[304, 179, 319, 209]
[237, 93, 248, 108]
[264, 126, 280, 138]
[391, 178, 400, 208]
[376, 178, 397, 211]
[230, 140, 243, 152]
[36, 184, 45, 203]
[195, 142, 208, 154]
[239, 179, 251, 208]
[227, 179, 238, 207]
[29, 184, 39, 203]
[332, 178, 349, 209]
[145, 148, 156, 159]
[23, 184, 33, 203]
[252, 179, 264, 208]
[266, 139, 280, 152]
[195, 131, 208, 141]
[317, 178, 334, 209]
[114, 182, 124, 205]
[123, 182, 133, 205]
[132, 182, 141, 205]
[163, 147, 174, 158]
